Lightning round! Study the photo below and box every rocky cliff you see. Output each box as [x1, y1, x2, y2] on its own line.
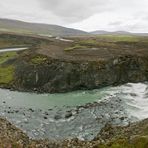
[13, 54, 148, 93]
[0, 33, 148, 93]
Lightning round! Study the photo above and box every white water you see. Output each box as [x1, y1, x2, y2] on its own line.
[94, 82, 148, 120]
[117, 83, 148, 120]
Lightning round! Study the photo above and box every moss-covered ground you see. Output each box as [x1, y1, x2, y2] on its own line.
[0, 65, 15, 84]
[30, 55, 47, 65]
[0, 52, 17, 85]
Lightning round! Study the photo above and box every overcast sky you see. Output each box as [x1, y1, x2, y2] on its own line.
[0, 0, 148, 32]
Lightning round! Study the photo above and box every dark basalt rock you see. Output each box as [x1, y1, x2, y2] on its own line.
[28, 108, 34, 112]
[44, 116, 48, 120]
[54, 114, 62, 120]
[65, 111, 72, 119]
[13, 55, 148, 93]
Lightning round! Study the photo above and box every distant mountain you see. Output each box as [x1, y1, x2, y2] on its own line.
[1, 19, 148, 37]
[113, 31, 131, 35]
[90, 30, 110, 35]
[0, 18, 88, 36]
[90, 30, 131, 35]
[90, 30, 148, 36]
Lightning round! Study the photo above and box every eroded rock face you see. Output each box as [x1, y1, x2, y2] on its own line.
[14, 55, 148, 93]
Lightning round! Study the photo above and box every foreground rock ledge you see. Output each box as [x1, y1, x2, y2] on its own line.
[1, 117, 148, 148]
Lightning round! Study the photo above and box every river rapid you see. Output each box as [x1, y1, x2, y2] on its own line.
[0, 82, 148, 140]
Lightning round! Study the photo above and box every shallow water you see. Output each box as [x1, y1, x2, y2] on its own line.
[0, 82, 148, 140]
[0, 87, 109, 109]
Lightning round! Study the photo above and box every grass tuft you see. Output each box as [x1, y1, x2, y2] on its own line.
[64, 44, 87, 51]
[30, 56, 47, 64]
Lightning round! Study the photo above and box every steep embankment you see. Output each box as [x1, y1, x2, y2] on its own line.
[0, 33, 148, 93]
[14, 54, 148, 93]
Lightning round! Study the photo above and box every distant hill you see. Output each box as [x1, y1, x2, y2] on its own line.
[0, 18, 88, 36]
[90, 30, 110, 35]
[90, 30, 131, 35]
[90, 30, 148, 36]
[1, 19, 148, 37]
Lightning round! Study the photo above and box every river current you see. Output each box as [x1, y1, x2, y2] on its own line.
[0, 82, 148, 140]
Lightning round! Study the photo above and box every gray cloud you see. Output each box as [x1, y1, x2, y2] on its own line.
[0, 0, 148, 32]
[109, 21, 123, 26]
[38, 0, 112, 22]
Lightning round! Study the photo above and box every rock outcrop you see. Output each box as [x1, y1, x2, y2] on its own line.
[14, 54, 148, 93]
